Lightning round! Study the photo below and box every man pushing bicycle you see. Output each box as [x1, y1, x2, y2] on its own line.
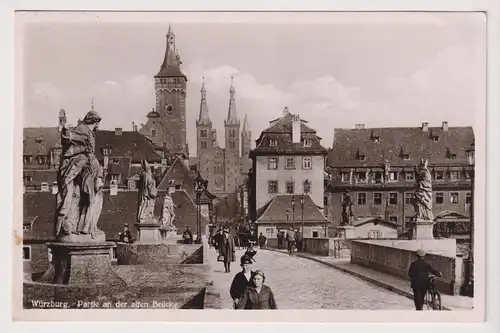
[408, 249, 442, 310]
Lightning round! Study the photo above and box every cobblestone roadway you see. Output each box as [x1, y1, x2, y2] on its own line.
[207, 247, 415, 309]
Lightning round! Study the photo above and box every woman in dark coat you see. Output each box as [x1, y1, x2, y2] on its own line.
[219, 228, 235, 273]
[236, 270, 277, 310]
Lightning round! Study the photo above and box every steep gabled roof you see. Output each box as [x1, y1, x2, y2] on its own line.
[95, 130, 162, 163]
[256, 194, 328, 224]
[352, 216, 398, 228]
[327, 125, 474, 167]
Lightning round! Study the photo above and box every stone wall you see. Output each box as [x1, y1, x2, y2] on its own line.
[267, 237, 352, 258]
[351, 240, 464, 295]
[116, 243, 203, 265]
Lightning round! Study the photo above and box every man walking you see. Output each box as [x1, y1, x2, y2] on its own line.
[258, 232, 267, 248]
[294, 229, 303, 253]
[277, 230, 283, 249]
[408, 249, 442, 310]
[229, 255, 254, 309]
[285, 227, 296, 255]
[219, 227, 236, 273]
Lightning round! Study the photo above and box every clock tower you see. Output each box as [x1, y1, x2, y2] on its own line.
[140, 25, 189, 157]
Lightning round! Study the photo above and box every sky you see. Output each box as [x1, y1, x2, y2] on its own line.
[21, 12, 486, 154]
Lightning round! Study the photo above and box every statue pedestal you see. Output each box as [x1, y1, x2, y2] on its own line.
[46, 241, 118, 286]
[337, 225, 356, 239]
[412, 219, 435, 240]
[56, 231, 106, 243]
[135, 222, 161, 243]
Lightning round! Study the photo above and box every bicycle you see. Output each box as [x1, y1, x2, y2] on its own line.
[425, 275, 442, 310]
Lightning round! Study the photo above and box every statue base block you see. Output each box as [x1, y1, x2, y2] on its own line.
[135, 222, 161, 243]
[412, 219, 435, 240]
[56, 231, 106, 243]
[46, 242, 120, 286]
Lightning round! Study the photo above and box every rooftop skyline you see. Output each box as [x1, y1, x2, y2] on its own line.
[21, 12, 485, 153]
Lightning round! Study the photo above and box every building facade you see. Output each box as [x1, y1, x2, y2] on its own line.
[248, 107, 328, 222]
[139, 26, 189, 158]
[326, 121, 474, 235]
[195, 78, 252, 194]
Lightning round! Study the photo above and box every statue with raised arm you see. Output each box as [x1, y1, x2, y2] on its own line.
[341, 189, 354, 226]
[414, 158, 434, 221]
[137, 159, 158, 223]
[161, 189, 177, 231]
[54, 110, 105, 241]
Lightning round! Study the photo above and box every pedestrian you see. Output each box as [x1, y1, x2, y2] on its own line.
[236, 270, 277, 309]
[229, 255, 254, 308]
[295, 229, 303, 253]
[408, 249, 442, 310]
[119, 224, 133, 243]
[219, 227, 236, 273]
[182, 226, 194, 244]
[258, 232, 267, 248]
[285, 227, 296, 255]
[276, 230, 283, 249]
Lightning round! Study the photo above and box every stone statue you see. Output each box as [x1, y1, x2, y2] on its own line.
[161, 189, 177, 231]
[137, 159, 158, 223]
[414, 158, 434, 221]
[54, 110, 105, 241]
[341, 189, 354, 226]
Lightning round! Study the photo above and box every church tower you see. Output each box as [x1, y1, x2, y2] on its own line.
[224, 77, 241, 192]
[140, 25, 188, 157]
[241, 113, 252, 157]
[196, 77, 214, 157]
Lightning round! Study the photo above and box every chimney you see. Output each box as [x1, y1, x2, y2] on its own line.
[115, 128, 123, 136]
[355, 124, 365, 130]
[442, 121, 449, 132]
[134, 125, 138, 132]
[132, 122, 135, 131]
[292, 114, 301, 143]
[110, 181, 118, 196]
[51, 182, 58, 195]
[422, 122, 429, 132]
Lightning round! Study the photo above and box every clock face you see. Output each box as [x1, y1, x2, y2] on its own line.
[166, 104, 174, 114]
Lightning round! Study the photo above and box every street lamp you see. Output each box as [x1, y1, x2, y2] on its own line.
[291, 196, 296, 229]
[194, 171, 208, 244]
[300, 194, 305, 239]
[465, 141, 475, 295]
[285, 208, 291, 227]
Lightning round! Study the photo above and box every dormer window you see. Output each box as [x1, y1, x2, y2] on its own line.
[269, 139, 278, 147]
[303, 139, 312, 147]
[447, 148, 457, 159]
[357, 154, 366, 161]
[371, 131, 380, 143]
[432, 135, 440, 142]
[402, 154, 410, 160]
[40, 182, 49, 192]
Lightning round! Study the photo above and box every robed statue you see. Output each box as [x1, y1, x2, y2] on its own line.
[341, 189, 354, 226]
[414, 158, 434, 221]
[137, 159, 158, 223]
[161, 189, 177, 231]
[54, 110, 105, 240]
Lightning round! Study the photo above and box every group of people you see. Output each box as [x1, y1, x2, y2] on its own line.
[276, 227, 303, 254]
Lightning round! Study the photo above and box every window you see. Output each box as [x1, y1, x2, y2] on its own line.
[37, 156, 46, 164]
[151, 129, 157, 137]
[368, 231, 382, 239]
[229, 141, 235, 149]
[341, 172, 350, 183]
[356, 172, 367, 183]
[268, 157, 278, 170]
[434, 171, 444, 180]
[357, 193, 367, 205]
[466, 192, 472, 205]
[268, 181, 278, 194]
[24, 175, 33, 182]
[265, 228, 273, 234]
[285, 157, 295, 170]
[323, 196, 328, 207]
[303, 180, 311, 194]
[389, 192, 398, 205]
[357, 154, 366, 161]
[23, 155, 32, 164]
[449, 153, 457, 160]
[47, 248, 52, 263]
[269, 139, 278, 146]
[200, 130, 207, 138]
[435, 192, 444, 204]
[373, 171, 382, 183]
[111, 174, 119, 181]
[388, 171, 399, 182]
[286, 181, 295, 194]
[465, 171, 472, 180]
[211, 131, 216, 139]
[230, 130, 236, 138]
[302, 157, 312, 169]
[389, 216, 398, 223]
[212, 140, 217, 147]
[312, 231, 319, 238]
[374, 193, 382, 205]
[450, 171, 459, 181]
[404, 216, 413, 224]
[303, 139, 312, 147]
[175, 184, 182, 190]
[432, 135, 439, 142]
[201, 141, 207, 149]
[402, 154, 410, 160]
[405, 172, 415, 181]
[450, 192, 459, 204]
[23, 246, 31, 261]
[405, 192, 414, 205]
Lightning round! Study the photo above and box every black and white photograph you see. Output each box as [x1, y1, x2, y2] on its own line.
[12, 9, 488, 322]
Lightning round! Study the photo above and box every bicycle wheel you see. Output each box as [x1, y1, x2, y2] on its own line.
[425, 291, 432, 310]
[432, 291, 442, 310]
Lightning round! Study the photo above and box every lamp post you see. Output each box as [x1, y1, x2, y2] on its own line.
[300, 194, 305, 239]
[291, 197, 296, 230]
[285, 208, 291, 227]
[465, 141, 475, 295]
[194, 172, 207, 244]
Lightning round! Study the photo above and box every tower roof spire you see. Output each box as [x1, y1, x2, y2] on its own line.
[198, 77, 210, 125]
[155, 25, 186, 78]
[91, 97, 94, 111]
[242, 112, 250, 133]
[226, 77, 239, 125]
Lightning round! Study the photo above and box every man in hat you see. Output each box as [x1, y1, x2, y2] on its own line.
[285, 226, 296, 255]
[229, 255, 254, 308]
[219, 227, 236, 272]
[408, 249, 442, 310]
[182, 226, 193, 244]
[119, 224, 132, 243]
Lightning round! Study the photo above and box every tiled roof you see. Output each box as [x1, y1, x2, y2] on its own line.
[327, 125, 474, 167]
[23, 170, 57, 186]
[252, 113, 327, 156]
[256, 194, 328, 224]
[23, 127, 60, 155]
[155, 65, 186, 78]
[168, 190, 210, 232]
[95, 130, 162, 163]
[352, 217, 398, 228]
